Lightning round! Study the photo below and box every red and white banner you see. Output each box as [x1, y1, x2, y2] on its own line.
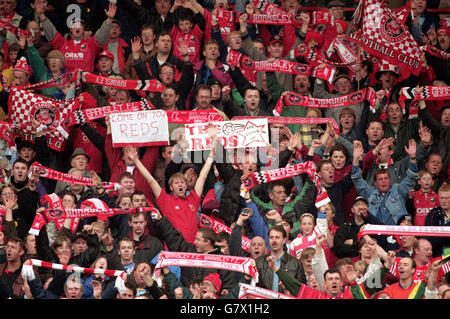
[185, 118, 269, 151]
[8, 89, 76, 151]
[110, 110, 169, 148]
[154, 251, 259, 284]
[359, 0, 421, 76]
[238, 283, 295, 299]
[357, 224, 450, 241]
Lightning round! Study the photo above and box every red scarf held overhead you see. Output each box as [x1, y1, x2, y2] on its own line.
[154, 251, 259, 284]
[273, 88, 376, 116]
[243, 160, 331, 208]
[421, 44, 450, 60]
[81, 72, 165, 93]
[31, 259, 126, 278]
[228, 50, 335, 83]
[357, 224, 450, 241]
[29, 207, 154, 236]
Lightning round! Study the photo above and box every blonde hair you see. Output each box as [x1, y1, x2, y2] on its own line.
[47, 50, 65, 65]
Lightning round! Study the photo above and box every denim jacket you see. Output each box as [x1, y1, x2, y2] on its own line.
[351, 161, 419, 225]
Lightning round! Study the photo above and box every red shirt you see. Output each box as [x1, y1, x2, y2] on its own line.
[170, 24, 204, 64]
[156, 189, 200, 244]
[49, 33, 102, 73]
[413, 189, 440, 226]
[383, 281, 424, 299]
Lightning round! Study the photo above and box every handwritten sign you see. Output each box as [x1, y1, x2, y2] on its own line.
[110, 110, 169, 147]
[185, 119, 269, 151]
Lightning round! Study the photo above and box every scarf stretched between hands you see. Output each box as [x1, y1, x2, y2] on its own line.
[198, 213, 269, 255]
[154, 251, 259, 285]
[243, 160, 331, 208]
[81, 72, 165, 93]
[29, 207, 153, 236]
[399, 86, 450, 108]
[421, 44, 450, 60]
[0, 20, 29, 37]
[228, 50, 335, 83]
[30, 259, 126, 278]
[250, 0, 333, 26]
[232, 116, 340, 136]
[357, 224, 450, 241]
[68, 99, 224, 126]
[30, 161, 120, 190]
[238, 283, 295, 299]
[273, 87, 376, 116]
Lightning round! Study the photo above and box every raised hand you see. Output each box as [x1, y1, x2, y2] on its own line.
[105, 2, 117, 20]
[418, 122, 433, 146]
[177, 38, 189, 58]
[124, 145, 139, 161]
[404, 139, 417, 160]
[131, 36, 142, 54]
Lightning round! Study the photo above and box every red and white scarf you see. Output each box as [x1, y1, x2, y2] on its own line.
[399, 86, 450, 108]
[40, 193, 79, 234]
[228, 50, 335, 83]
[232, 116, 340, 136]
[273, 87, 376, 116]
[421, 44, 450, 60]
[29, 206, 153, 235]
[0, 20, 29, 37]
[295, 41, 357, 71]
[0, 121, 15, 147]
[357, 224, 450, 241]
[81, 72, 165, 93]
[68, 100, 224, 126]
[243, 160, 330, 208]
[249, 0, 333, 26]
[13, 70, 78, 91]
[198, 213, 265, 255]
[238, 283, 295, 299]
[30, 259, 126, 279]
[30, 161, 120, 190]
[154, 252, 259, 285]
[229, 50, 336, 82]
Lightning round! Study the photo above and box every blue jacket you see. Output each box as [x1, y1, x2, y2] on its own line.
[351, 161, 419, 225]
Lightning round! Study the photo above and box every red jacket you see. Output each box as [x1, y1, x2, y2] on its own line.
[105, 133, 159, 204]
[103, 38, 129, 75]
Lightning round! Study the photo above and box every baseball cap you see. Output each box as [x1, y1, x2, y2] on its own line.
[269, 34, 283, 46]
[97, 50, 115, 61]
[352, 196, 368, 206]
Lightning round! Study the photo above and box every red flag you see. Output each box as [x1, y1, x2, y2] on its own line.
[8, 89, 77, 151]
[360, 0, 421, 76]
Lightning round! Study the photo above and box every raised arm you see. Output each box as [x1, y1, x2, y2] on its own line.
[125, 145, 162, 198]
